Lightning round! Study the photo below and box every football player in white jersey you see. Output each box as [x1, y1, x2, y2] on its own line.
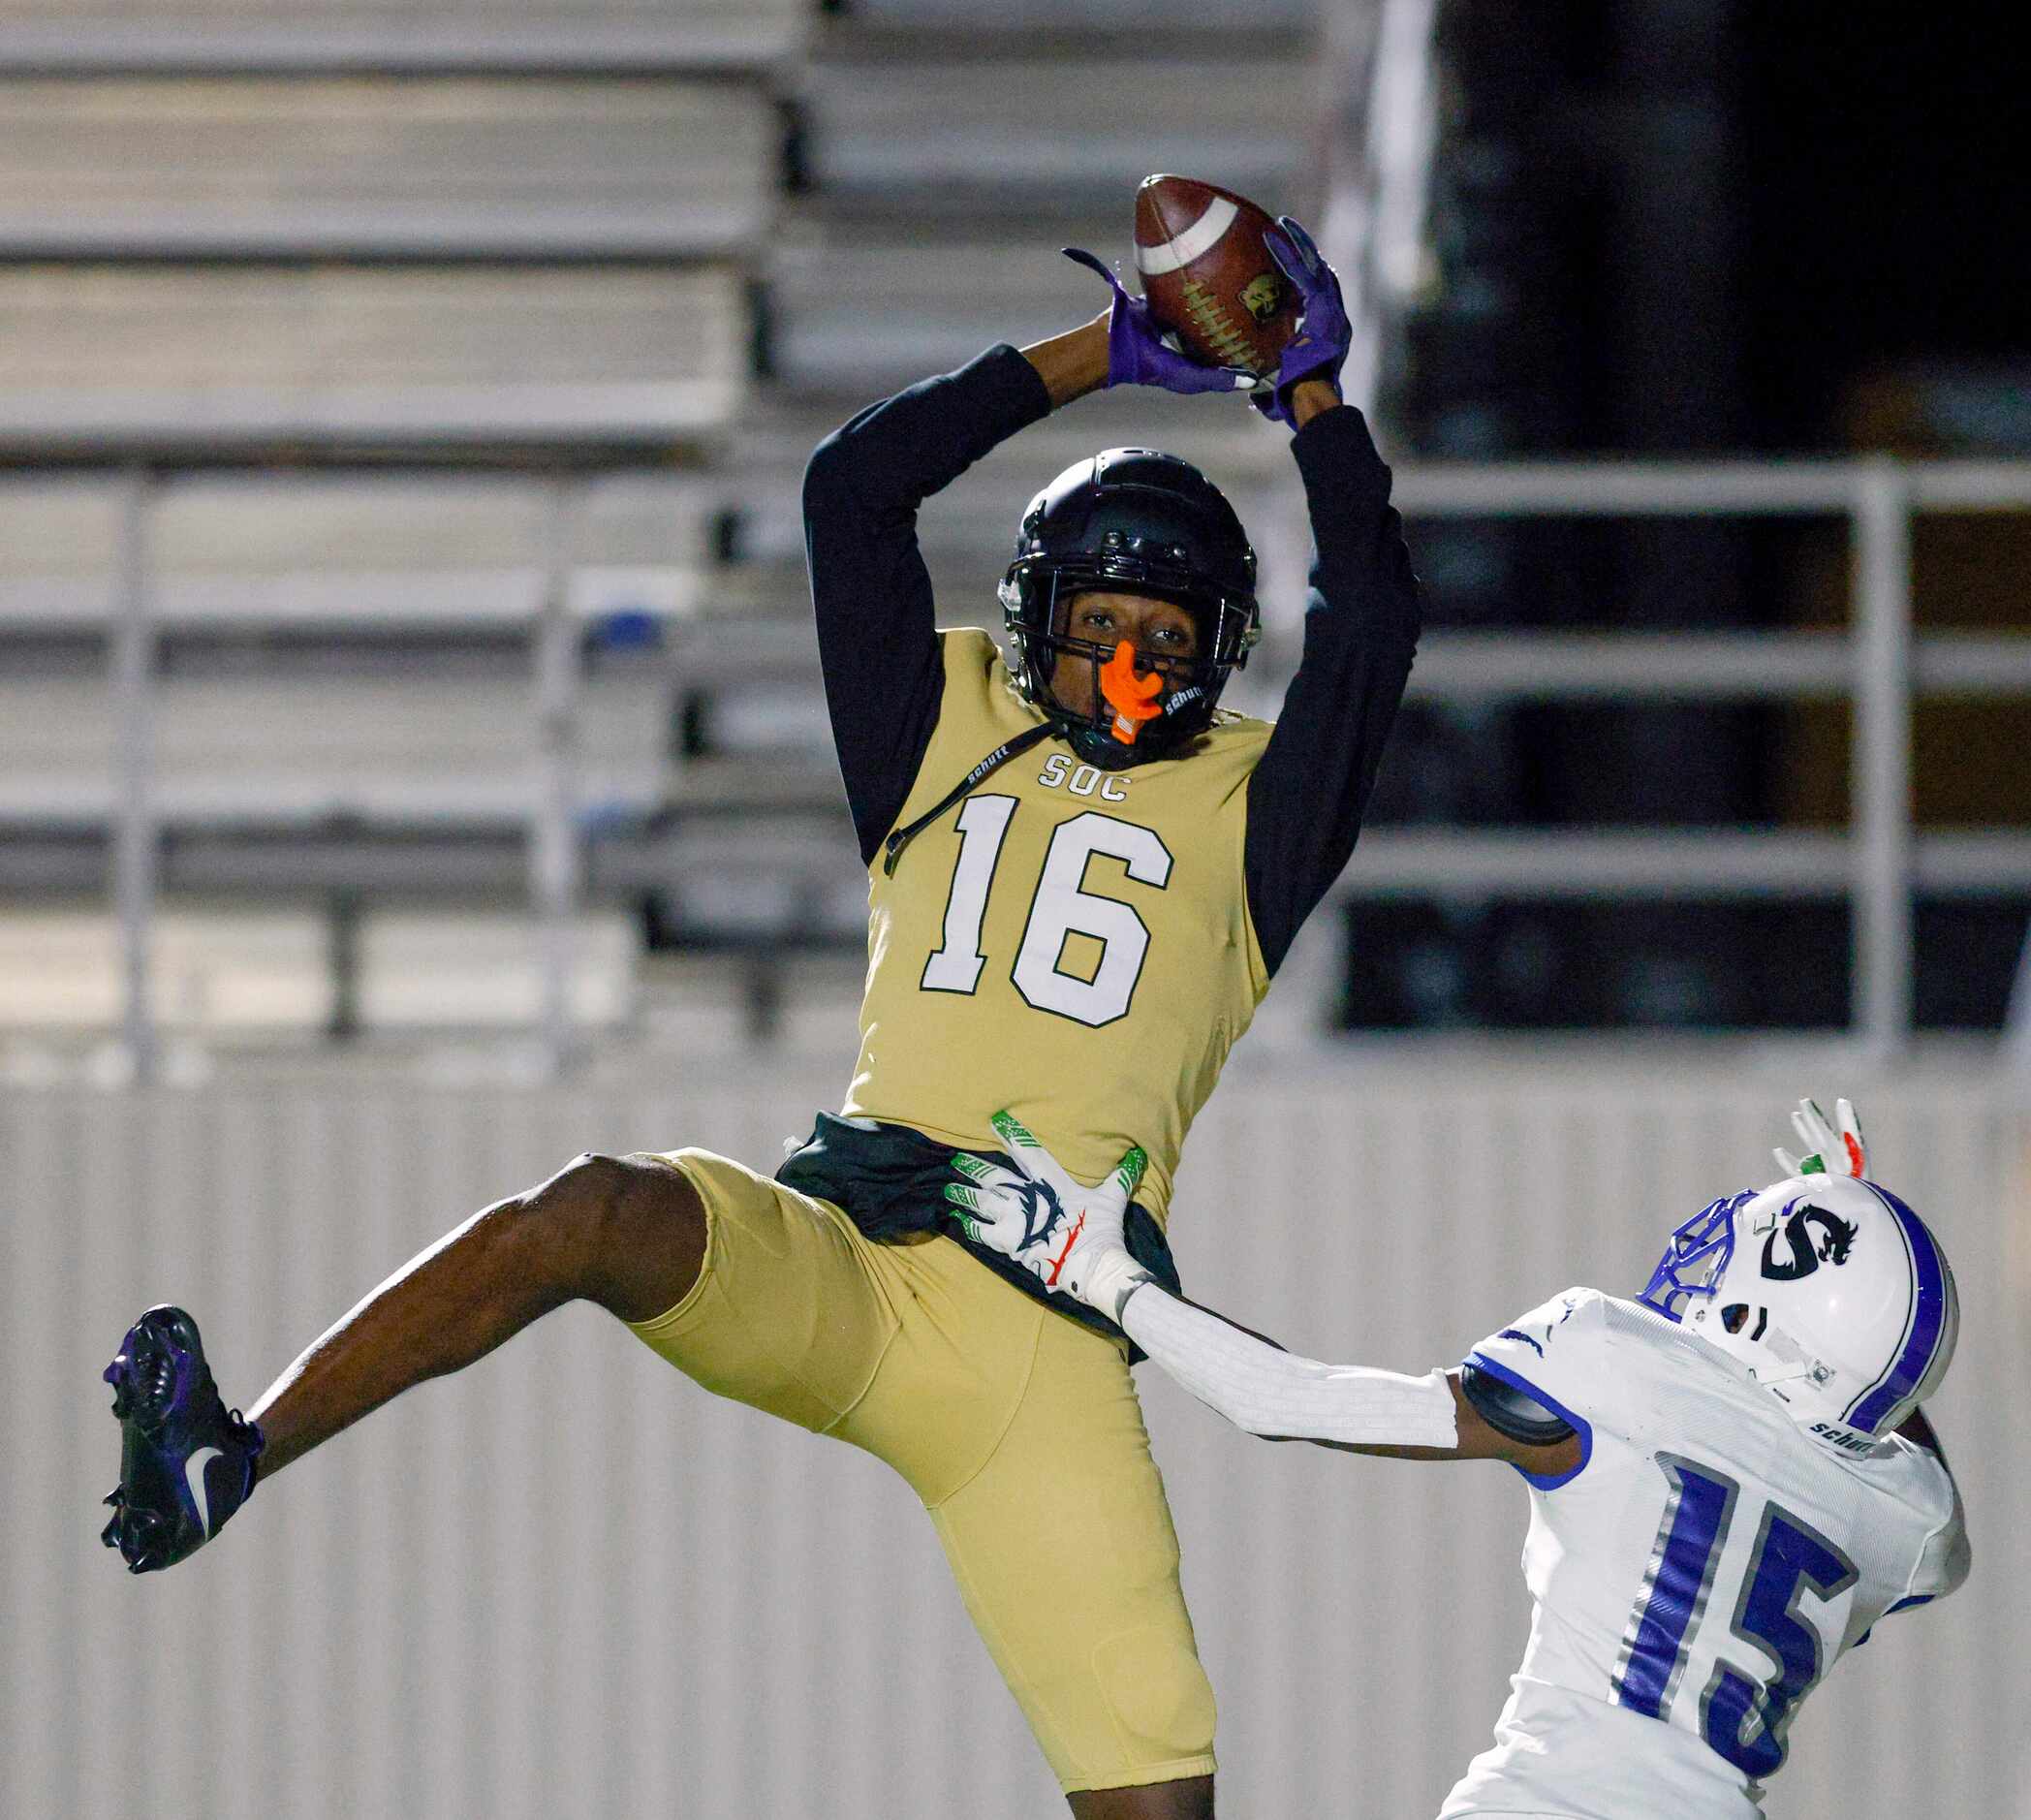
[946, 1098, 1967, 1820]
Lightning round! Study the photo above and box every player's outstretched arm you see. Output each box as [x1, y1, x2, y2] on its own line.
[948, 1114, 1578, 1472]
[1236, 219, 1421, 980]
[803, 333, 1055, 863]
[1017, 315, 1114, 410]
[1123, 1287, 1576, 1471]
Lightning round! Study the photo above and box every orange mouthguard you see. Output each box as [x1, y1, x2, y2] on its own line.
[1100, 641, 1164, 744]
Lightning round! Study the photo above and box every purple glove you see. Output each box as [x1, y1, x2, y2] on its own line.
[1062, 247, 1257, 396]
[1252, 216, 1353, 424]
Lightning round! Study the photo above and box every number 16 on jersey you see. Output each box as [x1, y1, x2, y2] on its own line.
[921, 799, 1174, 1029]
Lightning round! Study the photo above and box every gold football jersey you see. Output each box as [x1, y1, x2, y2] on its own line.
[843, 629, 1272, 1224]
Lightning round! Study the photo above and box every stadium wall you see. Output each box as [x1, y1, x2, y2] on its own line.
[7, 1054, 2021, 1817]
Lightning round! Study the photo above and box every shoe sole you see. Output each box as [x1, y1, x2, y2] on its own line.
[100, 1306, 210, 1573]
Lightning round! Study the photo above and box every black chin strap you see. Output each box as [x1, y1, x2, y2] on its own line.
[881, 722, 1056, 877]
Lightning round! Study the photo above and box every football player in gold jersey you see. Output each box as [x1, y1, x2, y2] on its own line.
[100, 220, 1419, 1818]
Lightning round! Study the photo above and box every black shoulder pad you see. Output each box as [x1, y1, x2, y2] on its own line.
[1460, 1360, 1576, 1447]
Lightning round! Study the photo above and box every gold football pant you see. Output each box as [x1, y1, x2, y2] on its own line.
[624, 1147, 1217, 1794]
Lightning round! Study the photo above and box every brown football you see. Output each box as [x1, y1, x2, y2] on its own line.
[1134, 173, 1299, 378]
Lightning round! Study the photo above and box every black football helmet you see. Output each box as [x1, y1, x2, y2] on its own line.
[999, 449, 1260, 766]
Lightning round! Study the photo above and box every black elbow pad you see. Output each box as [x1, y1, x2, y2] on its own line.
[1459, 1361, 1576, 1447]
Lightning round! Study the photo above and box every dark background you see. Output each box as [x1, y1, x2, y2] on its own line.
[1348, 2, 2031, 1032]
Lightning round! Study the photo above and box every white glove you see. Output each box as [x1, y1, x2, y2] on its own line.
[945, 1110, 1154, 1323]
[1773, 1096, 1868, 1181]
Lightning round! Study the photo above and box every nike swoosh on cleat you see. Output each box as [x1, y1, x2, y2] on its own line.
[184, 1445, 224, 1536]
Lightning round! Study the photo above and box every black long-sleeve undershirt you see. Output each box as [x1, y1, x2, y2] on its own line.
[802, 347, 1051, 863]
[1241, 402, 1421, 971]
[802, 344, 1421, 977]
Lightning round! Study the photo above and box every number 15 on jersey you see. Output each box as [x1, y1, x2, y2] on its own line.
[1614, 1455, 1858, 1778]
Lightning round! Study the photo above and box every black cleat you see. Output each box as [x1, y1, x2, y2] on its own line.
[101, 1305, 263, 1574]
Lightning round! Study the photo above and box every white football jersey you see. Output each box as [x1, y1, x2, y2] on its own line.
[1439, 1287, 1966, 1820]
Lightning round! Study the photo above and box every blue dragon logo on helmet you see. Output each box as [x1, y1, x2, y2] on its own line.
[1759, 1203, 1859, 1282]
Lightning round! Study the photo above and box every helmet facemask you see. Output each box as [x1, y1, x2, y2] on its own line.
[1001, 568, 1254, 765]
[999, 449, 1260, 768]
[1637, 1191, 1751, 1323]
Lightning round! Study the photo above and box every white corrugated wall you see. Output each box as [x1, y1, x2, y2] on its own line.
[5, 1055, 2021, 1817]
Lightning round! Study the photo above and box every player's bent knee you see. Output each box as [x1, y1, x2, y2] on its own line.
[1091, 1626, 1217, 1775]
[526, 1150, 707, 1321]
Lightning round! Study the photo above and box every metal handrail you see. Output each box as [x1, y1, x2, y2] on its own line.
[1322, 455, 2029, 1057]
[39, 455, 2031, 1071]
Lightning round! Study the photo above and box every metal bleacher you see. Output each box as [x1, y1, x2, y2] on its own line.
[0, 267, 749, 451]
[0, 0, 816, 1057]
[0, 0, 809, 69]
[0, 0, 1343, 1061]
[0, 76, 777, 258]
[0, 476, 702, 822]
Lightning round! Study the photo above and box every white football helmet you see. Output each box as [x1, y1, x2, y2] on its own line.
[1638, 1172, 1958, 1454]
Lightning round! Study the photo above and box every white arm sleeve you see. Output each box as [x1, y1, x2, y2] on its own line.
[1119, 1283, 1458, 1450]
